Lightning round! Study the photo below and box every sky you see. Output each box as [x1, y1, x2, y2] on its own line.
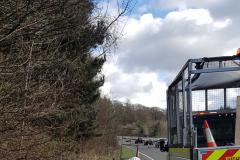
[99, 0, 240, 109]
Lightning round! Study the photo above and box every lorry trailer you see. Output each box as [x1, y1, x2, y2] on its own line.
[167, 54, 240, 160]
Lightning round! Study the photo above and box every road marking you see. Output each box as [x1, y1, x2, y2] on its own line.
[124, 145, 155, 160]
[139, 151, 155, 160]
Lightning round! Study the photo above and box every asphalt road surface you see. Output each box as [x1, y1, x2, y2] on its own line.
[124, 144, 168, 160]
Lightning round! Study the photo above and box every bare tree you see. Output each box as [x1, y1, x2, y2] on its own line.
[0, 0, 132, 159]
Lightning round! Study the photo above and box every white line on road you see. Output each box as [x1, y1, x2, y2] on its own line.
[124, 145, 155, 160]
[139, 151, 155, 160]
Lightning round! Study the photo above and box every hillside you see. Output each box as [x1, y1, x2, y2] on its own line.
[96, 98, 167, 137]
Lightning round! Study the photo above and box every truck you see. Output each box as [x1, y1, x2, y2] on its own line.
[167, 54, 240, 160]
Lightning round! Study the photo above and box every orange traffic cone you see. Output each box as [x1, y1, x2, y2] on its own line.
[204, 120, 217, 147]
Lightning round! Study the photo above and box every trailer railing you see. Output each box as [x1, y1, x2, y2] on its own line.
[167, 55, 240, 148]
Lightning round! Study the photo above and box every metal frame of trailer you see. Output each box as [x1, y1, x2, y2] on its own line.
[167, 55, 240, 160]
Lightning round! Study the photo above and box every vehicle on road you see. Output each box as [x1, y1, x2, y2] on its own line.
[167, 54, 240, 160]
[159, 139, 168, 152]
[155, 138, 167, 148]
[144, 139, 153, 145]
[155, 141, 160, 148]
[135, 138, 143, 144]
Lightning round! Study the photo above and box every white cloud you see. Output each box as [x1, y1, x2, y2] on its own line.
[156, 0, 222, 11]
[166, 9, 213, 25]
[124, 14, 162, 39]
[101, 61, 167, 108]
[101, 1, 240, 108]
[156, 0, 240, 21]
[117, 9, 235, 74]
[130, 73, 167, 108]
[213, 19, 232, 29]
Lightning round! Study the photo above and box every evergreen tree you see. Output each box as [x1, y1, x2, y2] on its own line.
[0, 0, 121, 159]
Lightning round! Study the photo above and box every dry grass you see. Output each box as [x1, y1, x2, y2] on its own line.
[62, 136, 120, 160]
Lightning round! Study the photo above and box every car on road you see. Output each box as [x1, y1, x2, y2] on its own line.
[135, 138, 143, 144]
[154, 138, 167, 148]
[155, 140, 160, 148]
[144, 139, 153, 145]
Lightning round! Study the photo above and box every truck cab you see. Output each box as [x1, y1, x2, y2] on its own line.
[167, 55, 240, 160]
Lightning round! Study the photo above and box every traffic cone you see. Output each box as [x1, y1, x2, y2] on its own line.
[204, 120, 217, 147]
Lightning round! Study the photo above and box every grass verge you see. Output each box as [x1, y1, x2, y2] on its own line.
[120, 146, 136, 160]
[120, 146, 145, 160]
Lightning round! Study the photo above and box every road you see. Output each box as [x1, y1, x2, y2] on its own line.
[123, 143, 167, 160]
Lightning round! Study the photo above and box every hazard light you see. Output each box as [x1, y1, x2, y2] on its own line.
[197, 111, 216, 115]
[199, 112, 206, 115]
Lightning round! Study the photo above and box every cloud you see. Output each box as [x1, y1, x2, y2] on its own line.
[156, 0, 220, 10]
[166, 9, 213, 25]
[101, 1, 240, 108]
[117, 9, 236, 74]
[101, 61, 167, 108]
[156, 0, 240, 21]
